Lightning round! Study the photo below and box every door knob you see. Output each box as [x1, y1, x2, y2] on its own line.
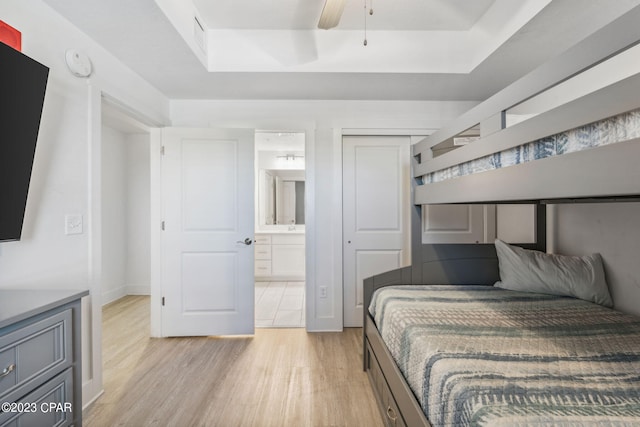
[236, 238, 253, 245]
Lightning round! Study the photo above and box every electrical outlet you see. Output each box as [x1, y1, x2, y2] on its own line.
[65, 214, 83, 235]
[319, 286, 328, 298]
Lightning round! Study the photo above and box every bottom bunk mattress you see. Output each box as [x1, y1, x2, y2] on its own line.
[368, 285, 640, 426]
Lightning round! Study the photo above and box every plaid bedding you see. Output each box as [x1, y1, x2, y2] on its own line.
[369, 285, 640, 426]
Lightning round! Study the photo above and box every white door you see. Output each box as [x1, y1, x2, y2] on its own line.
[422, 204, 496, 244]
[281, 181, 296, 224]
[275, 175, 283, 224]
[265, 171, 275, 225]
[343, 136, 411, 327]
[161, 127, 255, 336]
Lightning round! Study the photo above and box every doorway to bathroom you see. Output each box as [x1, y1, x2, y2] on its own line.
[254, 131, 306, 328]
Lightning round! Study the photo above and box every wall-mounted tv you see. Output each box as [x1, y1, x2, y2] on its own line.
[0, 42, 49, 241]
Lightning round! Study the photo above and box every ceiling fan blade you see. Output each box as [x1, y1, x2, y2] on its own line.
[318, 0, 347, 29]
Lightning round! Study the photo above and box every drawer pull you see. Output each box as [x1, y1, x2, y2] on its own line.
[1, 363, 16, 378]
[387, 405, 397, 421]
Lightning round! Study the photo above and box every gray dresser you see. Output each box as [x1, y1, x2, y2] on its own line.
[0, 289, 88, 427]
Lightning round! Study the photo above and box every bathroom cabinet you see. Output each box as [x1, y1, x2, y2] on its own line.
[254, 233, 305, 281]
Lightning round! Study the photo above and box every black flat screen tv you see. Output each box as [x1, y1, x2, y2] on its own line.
[0, 42, 49, 241]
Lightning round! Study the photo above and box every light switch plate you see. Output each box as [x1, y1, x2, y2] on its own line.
[65, 214, 83, 235]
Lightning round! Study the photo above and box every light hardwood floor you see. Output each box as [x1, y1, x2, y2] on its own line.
[84, 296, 384, 426]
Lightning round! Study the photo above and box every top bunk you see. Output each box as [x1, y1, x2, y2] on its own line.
[413, 5, 640, 206]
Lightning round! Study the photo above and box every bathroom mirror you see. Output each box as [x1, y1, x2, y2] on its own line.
[259, 169, 305, 226]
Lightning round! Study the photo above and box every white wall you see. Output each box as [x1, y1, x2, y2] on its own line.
[171, 100, 477, 130]
[101, 126, 128, 304]
[125, 134, 151, 295]
[552, 203, 640, 317]
[257, 151, 306, 170]
[100, 129, 151, 305]
[169, 99, 478, 331]
[0, 0, 170, 408]
[507, 43, 640, 121]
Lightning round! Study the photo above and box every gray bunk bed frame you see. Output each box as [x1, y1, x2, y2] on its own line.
[363, 197, 639, 426]
[362, 7, 640, 424]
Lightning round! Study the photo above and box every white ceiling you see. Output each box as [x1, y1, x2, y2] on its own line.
[184, 0, 550, 74]
[43, 0, 640, 101]
[193, 0, 494, 31]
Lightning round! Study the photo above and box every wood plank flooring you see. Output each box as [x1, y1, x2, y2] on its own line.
[84, 296, 384, 426]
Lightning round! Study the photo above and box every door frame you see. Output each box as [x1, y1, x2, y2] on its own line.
[89, 88, 167, 403]
[150, 128, 163, 336]
[150, 126, 316, 336]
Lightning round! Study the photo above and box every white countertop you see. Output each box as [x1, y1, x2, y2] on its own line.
[256, 227, 305, 234]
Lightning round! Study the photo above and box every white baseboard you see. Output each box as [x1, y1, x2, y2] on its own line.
[102, 284, 150, 306]
[255, 276, 305, 282]
[125, 284, 150, 295]
[102, 286, 126, 306]
[82, 378, 104, 410]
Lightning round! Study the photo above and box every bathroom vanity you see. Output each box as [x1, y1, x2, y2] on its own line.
[254, 232, 305, 281]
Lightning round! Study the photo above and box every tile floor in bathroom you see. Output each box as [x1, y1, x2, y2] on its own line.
[255, 281, 305, 328]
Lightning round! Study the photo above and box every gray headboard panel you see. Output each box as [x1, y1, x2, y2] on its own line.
[418, 244, 500, 285]
[362, 244, 502, 317]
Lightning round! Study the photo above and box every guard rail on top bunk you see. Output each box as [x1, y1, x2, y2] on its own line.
[412, 5, 640, 206]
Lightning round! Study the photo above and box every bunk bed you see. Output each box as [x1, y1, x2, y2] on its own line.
[363, 6, 640, 427]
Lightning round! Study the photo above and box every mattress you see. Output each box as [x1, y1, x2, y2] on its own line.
[369, 285, 640, 427]
[424, 108, 640, 185]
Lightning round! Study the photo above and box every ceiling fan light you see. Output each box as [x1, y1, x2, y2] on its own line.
[318, 0, 348, 30]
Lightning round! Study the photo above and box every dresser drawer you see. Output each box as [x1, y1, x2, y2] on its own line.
[254, 260, 272, 277]
[254, 244, 272, 260]
[0, 310, 72, 401]
[0, 368, 73, 427]
[366, 341, 407, 427]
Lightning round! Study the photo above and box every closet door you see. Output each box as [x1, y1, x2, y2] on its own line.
[343, 136, 411, 327]
[422, 204, 496, 244]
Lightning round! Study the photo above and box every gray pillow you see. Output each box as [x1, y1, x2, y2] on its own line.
[494, 239, 613, 307]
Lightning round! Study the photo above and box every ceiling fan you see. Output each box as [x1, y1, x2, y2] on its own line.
[318, 0, 347, 29]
